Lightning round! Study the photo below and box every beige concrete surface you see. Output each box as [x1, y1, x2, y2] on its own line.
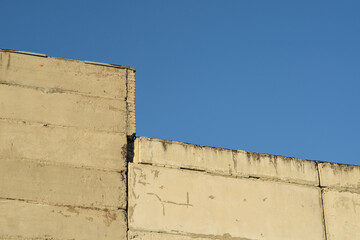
[0, 199, 127, 240]
[134, 137, 318, 185]
[134, 137, 234, 174]
[0, 51, 129, 99]
[235, 150, 318, 185]
[0, 237, 66, 240]
[0, 84, 127, 132]
[0, 119, 127, 171]
[323, 190, 360, 240]
[128, 230, 221, 240]
[129, 163, 325, 240]
[126, 69, 136, 136]
[319, 162, 360, 192]
[0, 50, 132, 240]
[0, 158, 126, 209]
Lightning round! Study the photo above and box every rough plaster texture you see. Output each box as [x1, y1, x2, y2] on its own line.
[129, 163, 325, 240]
[0, 49, 135, 239]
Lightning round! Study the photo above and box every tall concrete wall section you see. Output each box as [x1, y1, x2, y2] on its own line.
[129, 137, 360, 240]
[0, 49, 135, 240]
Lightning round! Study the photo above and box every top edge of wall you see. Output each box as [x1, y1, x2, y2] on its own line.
[134, 136, 360, 189]
[135, 136, 315, 163]
[136, 136, 359, 168]
[0, 49, 136, 72]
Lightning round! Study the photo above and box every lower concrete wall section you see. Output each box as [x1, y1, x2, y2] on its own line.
[129, 163, 325, 240]
[323, 190, 360, 240]
[0, 199, 127, 240]
[131, 137, 360, 240]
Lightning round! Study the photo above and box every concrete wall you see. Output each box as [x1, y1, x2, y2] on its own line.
[130, 137, 360, 240]
[1, 49, 359, 240]
[0, 49, 135, 240]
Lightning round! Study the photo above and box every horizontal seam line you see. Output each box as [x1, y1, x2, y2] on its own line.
[135, 162, 319, 188]
[0, 117, 126, 134]
[0, 81, 127, 101]
[0, 197, 127, 212]
[0, 156, 126, 173]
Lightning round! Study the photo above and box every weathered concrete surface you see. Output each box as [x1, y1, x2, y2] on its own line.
[129, 163, 325, 240]
[235, 150, 318, 185]
[128, 230, 221, 240]
[126, 69, 136, 136]
[0, 50, 128, 99]
[134, 137, 318, 185]
[134, 137, 234, 174]
[0, 199, 127, 240]
[0, 84, 127, 132]
[0, 119, 127, 171]
[323, 190, 360, 240]
[0, 158, 126, 209]
[0, 50, 134, 240]
[319, 162, 360, 192]
[0, 237, 58, 240]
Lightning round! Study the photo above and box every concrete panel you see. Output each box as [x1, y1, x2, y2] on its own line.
[235, 150, 318, 185]
[0, 84, 126, 132]
[0, 51, 129, 99]
[0, 200, 127, 240]
[319, 162, 360, 192]
[0, 158, 126, 209]
[0, 119, 126, 171]
[134, 137, 234, 174]
[129, 163, 325, 240]
[134, 137, 318, 185]
[323, 190, 360, 240]
[128, 230, 218, 240]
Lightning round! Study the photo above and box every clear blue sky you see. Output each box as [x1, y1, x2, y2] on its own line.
[1, 1, 359, 165]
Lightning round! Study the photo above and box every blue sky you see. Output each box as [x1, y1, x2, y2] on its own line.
[1, 1, 359, 165]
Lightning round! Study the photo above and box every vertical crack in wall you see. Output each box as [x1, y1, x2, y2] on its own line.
[125, 134, 135, 239]
[316, 161, 328, 240]
[127, 135, 135, 163]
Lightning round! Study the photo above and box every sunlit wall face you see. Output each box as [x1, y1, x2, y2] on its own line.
[1, 1, 359, 164]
